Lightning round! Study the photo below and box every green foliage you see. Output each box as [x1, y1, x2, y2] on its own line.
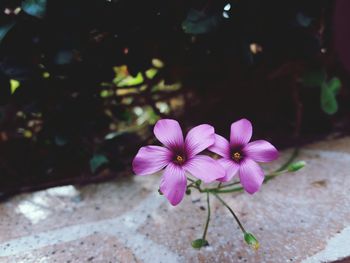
[321, 77, 341, 115]
[302, 70, 341, 115]
[90, 154, 109, 173]
[244, 232, 259, 250]
[287, 161, 306, 172]
[182, 9, 220, 35]
[10, 79, 20, 94]
[22, 0, 47, 18]
[191, 238, 209, 249]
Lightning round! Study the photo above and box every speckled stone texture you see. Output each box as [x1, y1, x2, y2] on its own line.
[1, 136, 350, 263]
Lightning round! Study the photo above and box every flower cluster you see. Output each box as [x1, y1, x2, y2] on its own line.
[132, 118, 278, 205]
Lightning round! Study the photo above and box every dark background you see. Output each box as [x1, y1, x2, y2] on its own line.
[0, 0, 349, 198]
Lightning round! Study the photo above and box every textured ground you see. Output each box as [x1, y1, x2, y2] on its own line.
[1, 136, 350, 263]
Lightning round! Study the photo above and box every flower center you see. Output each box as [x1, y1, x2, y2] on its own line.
[232, 152, 242, 162]
[175, 155, 185, 164]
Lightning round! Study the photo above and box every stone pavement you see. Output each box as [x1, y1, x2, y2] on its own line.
[1, 136, 350, 263]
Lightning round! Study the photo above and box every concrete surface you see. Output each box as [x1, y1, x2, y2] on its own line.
[1, 136, 350, 262]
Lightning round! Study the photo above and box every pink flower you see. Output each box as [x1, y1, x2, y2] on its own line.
[209, 119, 278, 194]
[132, 119, 225, 205]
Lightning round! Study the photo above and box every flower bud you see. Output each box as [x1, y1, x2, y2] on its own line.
[191, 238, 209, 249]
[287, 161, 306, 172]
[186, 188, 191, 195]
[244, 232, 259, 250]
[195, 180, 202, 187]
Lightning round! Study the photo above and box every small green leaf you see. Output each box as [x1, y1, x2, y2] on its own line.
[10, 79, 20, 94]
[42, 72, 50, 78]
[191, 239, 209, 249]
[104, 131, 123, 140]
[327, 77, 341, 93]
[145, 68, 158, 79]
[90, 154, 109, 173]
[195, 180, 202, 187]
[151, 58, 164, 68]
[116, 72, 144, 87]
[0, 23, 15, 43]
[287, 161, 306, 172]
[320, 77, 341, 115]
[185, 188, 191, 195]
[244, 232, 259, 250]
[22, 0, 47, 18]
[100, 89, 113, 98]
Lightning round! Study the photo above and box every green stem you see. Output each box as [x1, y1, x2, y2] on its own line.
[213, 193, 246, 234]
[198, 147, 300, 194]
[276, 147, 299, 172]
[217, 181, 241, 189]
[187, 178, 196, 183]
[202, 192, 211, 241]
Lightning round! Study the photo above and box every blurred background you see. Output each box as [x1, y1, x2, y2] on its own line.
[0, 0, 349, 198]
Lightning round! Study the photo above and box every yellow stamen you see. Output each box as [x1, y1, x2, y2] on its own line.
[176, 155, 184, 163]
[232, 152, 241, 162]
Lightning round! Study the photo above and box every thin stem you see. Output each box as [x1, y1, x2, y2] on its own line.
[276, 147, 299, 172]
[187, 178, 196, 183]
[202, 192, 211, 241]
[213, 193, 246, 234]
[217, 181, 241, 189]
[208, 187, 243, 194]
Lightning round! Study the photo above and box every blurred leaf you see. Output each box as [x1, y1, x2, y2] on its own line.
[23, 130, 33, 138]
[42, 72, 50, 78]
[320, 77, 341, 115]
[90, 154, 109, 173]
[145, 68, 158, 79]
[302, 69, 326, 87]
[105, 131, 124, 140]
[182, 9, 220, 35]
[10, 79, 20, 94]
[191, 239, 209, 249]
[0, 23, 15, 43]
[152, 58, 164, 68]
[117, 72, 144, 87]
[327, 77, 341, 93]
[116, 87, 140, 96]
[100, 89, 114, 98]
[113, 65, 129, 84]
[22, 0, 47, 18]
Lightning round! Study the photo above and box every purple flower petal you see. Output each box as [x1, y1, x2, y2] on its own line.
[239, 158, 264, 194]
[185, 124, 215, 158]
[230, 118, 252, 147]
[243, 140, 279, 162]
[132, 146, 171, 176]
[217, 158, 239, 182]
[160, 163, 187, 206]
[184, 155, 225, 183]
[154, 119, 184, 149]
[208, 134, 230, 158]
